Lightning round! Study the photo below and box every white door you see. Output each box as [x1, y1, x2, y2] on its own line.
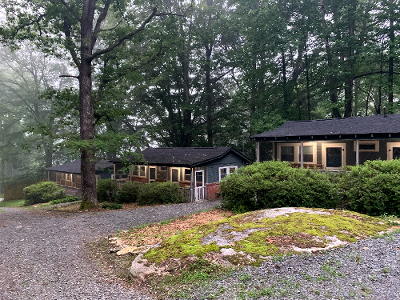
[195, 170, 205, 201]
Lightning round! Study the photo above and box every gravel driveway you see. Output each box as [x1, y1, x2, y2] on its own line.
[1, 203, 399, 300]
[0, 201, 218, 300]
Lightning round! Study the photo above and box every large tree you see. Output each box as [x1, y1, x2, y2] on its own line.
[0, 0, 179, 206]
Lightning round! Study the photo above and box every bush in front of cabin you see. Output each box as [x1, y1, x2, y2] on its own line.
[23, 181, 65, 206]
[219, 161, 337, 213]
[137, 182, 186, 205]
[117, 181, 142, 203]
[337, 161, 400, 216]
[96, 179, 118, 203]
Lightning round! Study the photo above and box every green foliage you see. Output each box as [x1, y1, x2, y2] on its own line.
[337, 160, 400, 216]
[220, 161, 337, 213]
[101, 202, 123, 210]
[96, 179, 118, 203]
[49, 195, 81, 205]
[23, 181, 65, 206]
[220, 160, 400, 216]
[117, 181, 142, 203]
[137, 182, 186, 206]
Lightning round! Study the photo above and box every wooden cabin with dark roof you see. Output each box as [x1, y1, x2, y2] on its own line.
[251, 114, 400, 170]
[111, 147, 251, 202]
[46, 159, 113, 193]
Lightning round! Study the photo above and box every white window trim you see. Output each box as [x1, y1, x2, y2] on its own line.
[353, 140, 379, 152]
[387, 142, 400, 160]
[219, 166, 238, 182]
[277, 142, 317, 164]
[322, 143, 346, 170]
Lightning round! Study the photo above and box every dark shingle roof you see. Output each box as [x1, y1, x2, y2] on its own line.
[112, 147, 252, 167]
[46, 159, 113, 174]
[251, 114, 400, 141]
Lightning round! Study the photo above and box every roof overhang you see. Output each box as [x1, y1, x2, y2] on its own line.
[251, 132, 400, 142]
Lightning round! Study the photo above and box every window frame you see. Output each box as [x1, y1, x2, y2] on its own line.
[219, 165, 238, 182]
[277, 142, 317, 164]
[353, 140, 379, 152]
[387, 142, 400, 160]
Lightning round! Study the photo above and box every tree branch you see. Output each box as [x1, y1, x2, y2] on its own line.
[57, 0, 81, 22]
[90, 7, 157, 60]
[353, 70, 400, 79]
[91, 0, 112, 50]
[59, 75, 79, 79]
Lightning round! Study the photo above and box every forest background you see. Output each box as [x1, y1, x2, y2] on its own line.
[0, 0, 399, 197]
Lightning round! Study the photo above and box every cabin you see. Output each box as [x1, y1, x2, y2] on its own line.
[111, 147, 251, 202]
[46, 159, 113, 195]
[251, 114, 400, 170]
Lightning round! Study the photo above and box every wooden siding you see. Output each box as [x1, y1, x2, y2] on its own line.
[206, 153, 248, 183]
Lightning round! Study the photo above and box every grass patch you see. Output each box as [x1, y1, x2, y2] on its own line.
[0, 199, 25, 207]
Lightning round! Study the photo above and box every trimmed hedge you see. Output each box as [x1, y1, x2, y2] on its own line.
[220, 160, 400, 216]
[96, 179, 118, 203]
[137, 182, 186, 205]
[23, 181, 65, 206]
[337, 161, 400, 216]
[220, 161, 337, 213]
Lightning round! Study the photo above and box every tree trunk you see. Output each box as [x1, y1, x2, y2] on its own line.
[320, 0, 341, 118]
[80, 0, 97, 206]
[388, 12, 394, 113]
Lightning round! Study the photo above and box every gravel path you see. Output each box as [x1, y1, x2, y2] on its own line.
[184, 232, 400, 300]
[0, 201, 219, 300]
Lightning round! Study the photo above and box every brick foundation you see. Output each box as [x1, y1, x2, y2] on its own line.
[206, 182, 220, 200]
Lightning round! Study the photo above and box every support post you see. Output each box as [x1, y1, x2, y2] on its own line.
[256, 142, 260, 162]
[300, 141, 304, 168]
[356, 140, 359, 165]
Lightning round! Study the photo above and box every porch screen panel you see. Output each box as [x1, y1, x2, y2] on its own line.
[196, 172, 203, 187]
[394, 147, 400, 160]
[172, 169, 179, 182]
[281, 146, 294, 162]
[326, 147, 342, 167]
[150, 167, 156, 180]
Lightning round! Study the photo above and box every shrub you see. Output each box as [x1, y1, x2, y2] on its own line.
[337, 162, 400, 216]
[137, 182, 186, 205]
[117, 181, 142, 203]
[220, 161, 338, 213]
[97, 179, 118, 203]
[49, 195, 81, 205]
[23, 181, 65, 206]
[220, 159, 400, 216]
[101, 202, 123, 210]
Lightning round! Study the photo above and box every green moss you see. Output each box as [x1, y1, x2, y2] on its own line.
[143, 209, 392, 265]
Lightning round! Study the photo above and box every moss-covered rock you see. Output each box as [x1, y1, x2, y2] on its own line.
[143, 207, 392, 267]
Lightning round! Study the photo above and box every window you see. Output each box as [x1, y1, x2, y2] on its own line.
[132, 165, 146, 177]
[298, 146, 313, 163]
[219, 166, 237, 181]
[281, 146, 295, 162]
[278, 143, 317, 164]
[157, 166, 167, 180]
[184, 169, 191, 181]
[387, 142, 400, 160]
[354, 141, 379, 152]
